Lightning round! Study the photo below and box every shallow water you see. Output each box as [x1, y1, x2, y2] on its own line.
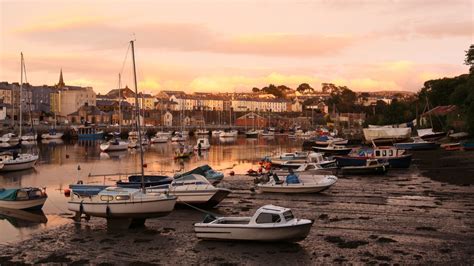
[0, 136, 300, 243]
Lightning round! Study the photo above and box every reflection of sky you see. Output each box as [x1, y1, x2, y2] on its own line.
[0, 136, 302, 243]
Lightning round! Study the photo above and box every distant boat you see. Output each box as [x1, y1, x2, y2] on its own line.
[393, 137, 439, 150]
[41, 129, 64, 139]
[417, 128, 446, 141]
[74, 126, 104, 140]
[211, 130, 222, 137]
[195, 129, 210, 136]
[340, 159, 389, 175]
[440, 143, 462, 151]
[174, 164, 224, 185]
[257, 174, 337, 193]
[245, 129, 259, 138]
[0, 151, 38, 172]
[312, 143, 352, 155]
[0, 187, 47, 210]
[194, 138, 211, 151]
[194, 205, 313, 242]
[0, 133, 20, 143]
[100, 135, 129, 152]
[219, 129, 238, 138]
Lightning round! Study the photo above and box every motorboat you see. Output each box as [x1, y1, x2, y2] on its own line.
[20, 132, 37, 141]
[340, 159, 389, 175]
[73, 126, 104, 140]
[211, 130, 222, 137]
[195, 129, 210, 136]
[174, 164, 224, 185]
[174, 144, 193, 159]
[260, 129, 275, 137]
[219, 129, 238, 138]
[245, 130, 259, 138]
[100, 134, 129, 152]
[194, 138, 211, 151]
[171, 133, 186, 143]
[393, 137, 439, 150]
[151, 131, 169, 143]
[148, 174, 231, 207]
[335, 146, 412, 168]
[0, 152, 38, 171]
[257, 174, 337, 193]
[272, 151, 310, 161]
[417, 128, 446, 141]
[312, 143, 352, 155]
[440, 142, 462, 151]
[41, 129, 64, 139]
[155, 131, 172, 138]
[116, 175, 173, 189]
[313, 135, 348, 146]
[271, 152, 336, 169]
[194, 205, 313, 242]
[0, 187, 47, 210]
[0, 133, 20, 143]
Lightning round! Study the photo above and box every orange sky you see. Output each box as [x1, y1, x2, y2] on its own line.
[0, 0, 472, 94]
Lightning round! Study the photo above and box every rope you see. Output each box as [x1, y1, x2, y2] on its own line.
[178, 201, 220, 218]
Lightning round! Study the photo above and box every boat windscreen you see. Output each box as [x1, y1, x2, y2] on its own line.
[283, 211, 294, 221]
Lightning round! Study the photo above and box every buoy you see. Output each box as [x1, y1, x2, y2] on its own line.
[66, 154, 70, 159]
[64, 188, 71, 197]
[143, 163, 148, 168]
[229, 171, 235, 176]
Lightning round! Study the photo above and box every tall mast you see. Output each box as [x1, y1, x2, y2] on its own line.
[118, 73, 122, 134]
[130, 40, 145, 189]
[19, 52, 23, 138]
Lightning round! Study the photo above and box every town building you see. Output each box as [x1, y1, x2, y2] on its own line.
[234, 112, 267, 128]
[56, 70, 97, 117]
[67, 103, 110, 124]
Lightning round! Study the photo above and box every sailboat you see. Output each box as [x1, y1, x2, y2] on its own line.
[219, 108, 238, 138]
[0, 53, 39, 172]
[100, 74, 129, 152]
[41, 112, 64, 139]
[416, 97, 446, 141]
[68, 40, 176, 228]
[245, 112, 259, 138]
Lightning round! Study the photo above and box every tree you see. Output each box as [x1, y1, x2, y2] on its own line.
[252, 87, 260, 93]
[465, 44, 474, 74]
[296, 83, 314, 94]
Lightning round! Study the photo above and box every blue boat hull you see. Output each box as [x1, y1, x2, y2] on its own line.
[78, 133, 104, 140]
[394, 143, 439, 150]
[335, 154, 412, 168]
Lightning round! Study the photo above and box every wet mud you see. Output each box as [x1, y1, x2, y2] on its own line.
[1, 151, 473, 264]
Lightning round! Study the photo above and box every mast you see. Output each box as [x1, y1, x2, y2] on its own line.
[19, 52, 23, 138]
[118, 73, 122, 134]
[130, 40, 145, 189]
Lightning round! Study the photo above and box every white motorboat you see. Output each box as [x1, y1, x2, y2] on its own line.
[41, 129, 64, 139]
[314, 136, 348, 146]
[257, 174, 337, 193]
[194, 138, 211, 151]
[219, 130, 238, 138]
[20, 133, 37, 141]
[100, 138, 129, 152]
[195, 129, 210, 136]
[245, 129, 259, 138]
[194, 205, 313, 242]
[0, 187, 47, 210]
[0, 152, 38, 171]
[211, 130, 222, 137]
[148, 174, 231, 207]
[155, 131, 172, 138]
[271, 152, 336, 169]
[68, 187, 176, 219]
[0, 133, 20, 143]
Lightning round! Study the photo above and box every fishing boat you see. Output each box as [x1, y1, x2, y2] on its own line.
[74, 125, 104, 140]
[0, 151, 38, 172]
[363, 126, 411, 144]
[100, 133, 129, 152]
[257, 174, 337, 193]
[148, 174, 231, 207]
[194, 205, 313, 242]
[41, 129, 64, 139]
[393, 137, 439, 150]
[194, 138, 211, 151]
[67, 40, 177, 228]
[0, 187, 47, 210]
[340, 159, 389, 175]
[312, 143, 352, 155]
[335, 146, 412, 168]
[174, 164, 225, 185]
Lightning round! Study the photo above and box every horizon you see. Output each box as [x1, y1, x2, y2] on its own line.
[0, 0, 472, 95]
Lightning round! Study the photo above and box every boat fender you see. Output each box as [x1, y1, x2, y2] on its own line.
[79, 201, 84, 215]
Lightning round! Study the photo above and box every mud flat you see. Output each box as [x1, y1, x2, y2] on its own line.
[1, 151, 473, 264]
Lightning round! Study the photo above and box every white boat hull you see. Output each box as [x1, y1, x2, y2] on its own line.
[0, 197, 46, 210]
[195, 220, 313, 242]
[67, 197, 176, 219]
[41, 133, 64, 139]
[257, 176, 337, 193]
[100, 142, 129, 151]
[0, 157, 38, 172]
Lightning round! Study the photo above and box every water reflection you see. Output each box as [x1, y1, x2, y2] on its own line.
[0, 208, 48, 228]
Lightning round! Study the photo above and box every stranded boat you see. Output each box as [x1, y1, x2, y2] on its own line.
[0, 187, 47, 210]
[335, 146, 412, 168]
[174, 165, 224, 185]
[194, 205, 313, 242]
[257, 174, 337, 193]
[340, 159, 389, 175]
[312, 143, 352, 155]
[393, 137, 439, 151]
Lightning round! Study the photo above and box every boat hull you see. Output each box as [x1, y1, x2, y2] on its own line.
[335, 154, 412, 168]
[41, 133, 63, 139]
[100, 142, 128, 151]
[67, 197, 176, 219]
[0, 197, 46, 210]
[1, 158, 38, 171]
[195, 220, 313, 242]
[78, 133, 104, 140]
[341, 165, 388, 175]
[312, 147, 352, 155]
[173, 189, 231, 207]
[393, 142, 439, 151]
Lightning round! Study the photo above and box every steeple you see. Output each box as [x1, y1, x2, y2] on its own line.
[57, 68, 65, 87]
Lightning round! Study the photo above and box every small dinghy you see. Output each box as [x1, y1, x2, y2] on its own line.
[194, 205, 313, 242]
[340, 159, 389, 175]
[0, 187, 47, 210]
[257, 173, 337, 193]
[394, 137, 439, 151]
[194, 138, 211, 151]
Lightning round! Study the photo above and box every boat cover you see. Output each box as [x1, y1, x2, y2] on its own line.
[0, 189, 18, 201]
[174, 165, 222, 179]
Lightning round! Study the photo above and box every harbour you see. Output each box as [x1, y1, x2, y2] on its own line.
[0, 135, 473, 264]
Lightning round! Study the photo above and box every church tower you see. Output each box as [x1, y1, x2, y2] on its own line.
[57, 68, 65, 87]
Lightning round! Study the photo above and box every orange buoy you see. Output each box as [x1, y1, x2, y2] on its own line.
[229, 171, 235, 176]
[64, 188, 71, 197]
[143, 163, 148, 168]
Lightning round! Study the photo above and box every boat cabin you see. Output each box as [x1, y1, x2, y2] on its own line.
[357, 147, 405, 158]
[172, 174, 211, 187]
[248, 205, 295, 225]
[196, 138, 210, 147]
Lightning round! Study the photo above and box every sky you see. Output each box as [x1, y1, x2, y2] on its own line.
[0, 0, 473, 94]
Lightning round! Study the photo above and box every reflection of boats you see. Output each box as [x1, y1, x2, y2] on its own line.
[0, 187, 47, 210]
[174, 164, 224, 185]
[194, 138, 211, 151]
[257, 174, 337, 193]
[0, 133, 20, 143]
[149, 174, 231, 207]
[41, 139, 64, 145]
[151, 132, 169, 143]
[20, 133, 37, 141]
[393, 137, 439, 150]
[219, 136, 236, 144]
[99, 150, 128, 159]
[0, 151, 38, 171]
[340, 159, 389, 175]
[0, 142, 21, 150]
[335, 146, 412, 168]
[0, 208, 48, 227]
[194, 205, 313, 242]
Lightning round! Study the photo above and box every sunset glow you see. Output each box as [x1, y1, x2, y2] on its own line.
[1, 0, 472, 94]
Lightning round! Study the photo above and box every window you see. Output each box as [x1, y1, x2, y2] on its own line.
[283, 211, 294, 221]
[256, 213, 281, 223]
[375, 151, 380, 156]
[116, 195, 130, 200]
[389, 150, 393, 156]
[100, 195, 114, 201]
